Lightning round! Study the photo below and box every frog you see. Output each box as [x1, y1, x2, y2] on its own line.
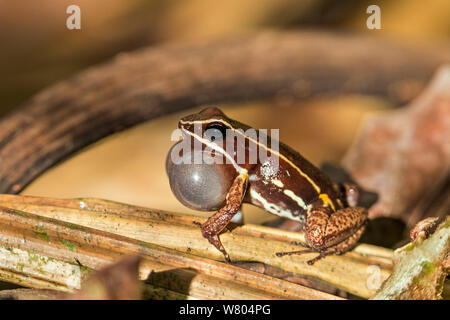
[166, 107, 368, 264]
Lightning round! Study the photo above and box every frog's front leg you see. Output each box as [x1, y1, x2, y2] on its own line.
[201, 172, 248, 262]
[277, 205, 368, 264]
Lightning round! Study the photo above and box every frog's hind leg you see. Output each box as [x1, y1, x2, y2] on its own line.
[305, 206, 367, 250]
[276, 223, 366, 265]
[276, 206, 367, 264]
[308, 224, 366, 265]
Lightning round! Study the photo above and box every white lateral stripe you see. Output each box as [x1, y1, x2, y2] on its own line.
[283, 189, 308, 210]
[271, 179, 284, 188]
[249, 189, 302, 222]
[180, 119, 321, 193]
[180, 127, 247, 175]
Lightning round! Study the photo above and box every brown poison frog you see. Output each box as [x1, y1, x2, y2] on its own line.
[166, 107, 368, 264]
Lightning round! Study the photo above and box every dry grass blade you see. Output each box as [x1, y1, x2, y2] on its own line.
[0, 194, 394, 298]
[0, 198, 339, 300]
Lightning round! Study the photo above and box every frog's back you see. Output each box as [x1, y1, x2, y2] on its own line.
[245, 141, 342, 222]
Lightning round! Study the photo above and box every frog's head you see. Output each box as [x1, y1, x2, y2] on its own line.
[166, 107, 238, 211]
[179, 107, 227, 125]
[178, 107, 232, 143]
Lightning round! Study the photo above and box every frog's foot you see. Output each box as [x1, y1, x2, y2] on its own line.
[275, 248, 329, 265]
[204, 232, 231, 262]
[289, 240, 309, 247]
[276, 206, 368, 265]
[201, 211, 236, 262]
[275, 248, 314, 257]
[308, 225, 366, 264]
[275, 225, 366, 264]
[276, 240, 335, 264]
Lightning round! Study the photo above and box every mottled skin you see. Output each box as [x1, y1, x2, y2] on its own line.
[174, 107, 368, 264]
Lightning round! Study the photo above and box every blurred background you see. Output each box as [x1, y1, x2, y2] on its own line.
[1, 0, 449, 224]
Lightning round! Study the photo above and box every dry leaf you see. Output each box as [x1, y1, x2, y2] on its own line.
[58, 256, 142, 300]
[343, 65, 450, 228]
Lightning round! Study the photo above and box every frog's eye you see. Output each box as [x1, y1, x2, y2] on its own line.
[204, 122, 227, 142]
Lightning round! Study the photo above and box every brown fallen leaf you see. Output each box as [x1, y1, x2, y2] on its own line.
[0, 288, 60, 300]
[343, 65, 450, 229]
[58, 255, 142, 300]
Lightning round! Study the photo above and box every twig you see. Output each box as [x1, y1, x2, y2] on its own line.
[0, 199, 340, 300]
[0, 194, 393, 298]
[0, 32, 448, 194]
[373, 217, 449, 300]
